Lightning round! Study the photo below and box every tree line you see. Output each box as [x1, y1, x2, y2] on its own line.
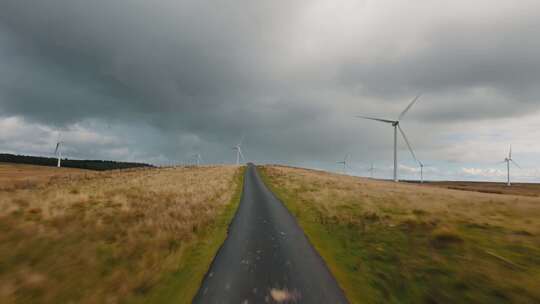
[0, 154, 153, 171]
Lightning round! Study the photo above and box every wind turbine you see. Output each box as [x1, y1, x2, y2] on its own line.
[336, 154, 350, 174]
[368, 163, 375, 178]
[193, 153, 202, 166]
[233, 136, 245, 165]
[356, 95, 421, 182]
[502, 145, 520, 186]
[418, 161, 432, 184]
[54, 133, 63, 168]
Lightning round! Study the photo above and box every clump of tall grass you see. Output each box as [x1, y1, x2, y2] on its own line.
[430, 227, 464, 247]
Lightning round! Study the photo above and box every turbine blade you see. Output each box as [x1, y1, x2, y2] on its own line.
[398, 125, 419, 164]
[239, 134, 245, 146]
[239, 149, 246, 162]
[509, 145, 512, 159]
[54, 143, 60, 155]
[511, 159, 521, 169]
[398, 94, 422, 121]
[355, 116, 396, 124]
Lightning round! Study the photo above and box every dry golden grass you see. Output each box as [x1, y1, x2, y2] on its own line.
[260, 165, 540, 304]
[422, 180, 540, 197]
[0, 164, 242, 304]
[0, 163, 91, 191]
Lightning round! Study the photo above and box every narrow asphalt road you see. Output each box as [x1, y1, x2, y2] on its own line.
[194, 164, 348, 303]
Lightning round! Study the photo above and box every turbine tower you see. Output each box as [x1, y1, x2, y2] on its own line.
[54, 133, 63, 168]
[356, 95, 422, 182]
[233, 136, 245, 165]
[368, 163, 375, 178]
[503, 145, 520, 186]
[419, 161, 430, 184]
[336, 154, 350, 174]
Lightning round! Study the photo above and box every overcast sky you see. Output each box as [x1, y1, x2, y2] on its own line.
[1, 0, 540, 181]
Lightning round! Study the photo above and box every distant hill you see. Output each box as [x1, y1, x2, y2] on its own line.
[0, 153, 153, 171]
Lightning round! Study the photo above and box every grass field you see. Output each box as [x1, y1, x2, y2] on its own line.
[0, 163, 92, 190]
[421, 181, 540, 197]
[0, 163, 244, 304]
[259, 165, 540, 304]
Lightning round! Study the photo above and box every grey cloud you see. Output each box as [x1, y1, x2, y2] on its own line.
[1, 0, 540, 173]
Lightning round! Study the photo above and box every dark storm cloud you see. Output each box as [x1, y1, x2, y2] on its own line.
[0, 1, 300, 121]
[1, 0, 540, 169]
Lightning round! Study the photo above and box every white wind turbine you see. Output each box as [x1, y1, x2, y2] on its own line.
[418, 161, 432, 184]
[502, 145, 520, 186]
[193, 153, 202, 166]
[356, 95, 422, 182]
[336, 154, 350, 174]
[54, 133, 63, 168]
[233, 136, 245, 165]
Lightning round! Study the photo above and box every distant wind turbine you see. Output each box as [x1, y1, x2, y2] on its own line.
[356, 95, 422, 182]
[233, 136, 245, 165]
[419, 161, 432, 184]
[368, 163, 375, 178]
[502, 145, 520, 186]
[193, 153, 202, 166]
[336, 154, 350, 174]
[54, 133, 63, 168]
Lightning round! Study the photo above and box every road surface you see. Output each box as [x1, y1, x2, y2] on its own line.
[194, 164, 348, 303]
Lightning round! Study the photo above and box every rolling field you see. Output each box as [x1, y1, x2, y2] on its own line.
[0, 164, 244, 304]
[422, 181, 540, 197]
[260, 165, 540, 304]
[0, 163, 92, 190]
